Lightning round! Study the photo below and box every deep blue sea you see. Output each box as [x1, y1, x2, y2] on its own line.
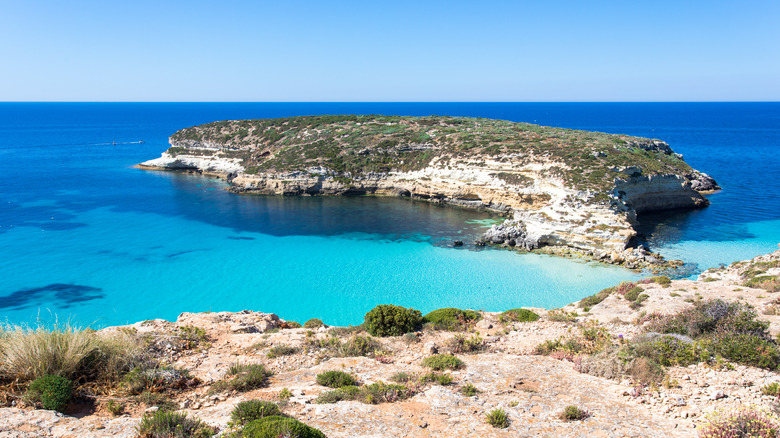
[1, 103, 778, 327]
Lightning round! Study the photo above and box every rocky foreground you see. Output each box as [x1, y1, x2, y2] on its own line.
[138, 115, 719, 270]
[3, 249, 779, 437]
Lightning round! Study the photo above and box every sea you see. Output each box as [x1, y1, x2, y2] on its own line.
[1, 103, 778, 328]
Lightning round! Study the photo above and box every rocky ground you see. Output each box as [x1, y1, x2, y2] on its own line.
[2, 249, 779, 438]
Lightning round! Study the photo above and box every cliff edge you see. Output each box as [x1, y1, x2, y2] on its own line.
[139, 115, 719, 268]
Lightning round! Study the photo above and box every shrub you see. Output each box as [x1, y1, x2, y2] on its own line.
[615, 282, 637, 296]
[636, 335, 703, 367]
[177, 325, 208, 349]
[27, 374, 73, 412]
[698, 406, 779, 438]
[761, 382, 780, 396]
[339, 335, 382, 357]
[267, 344, 298, 358]
[230, 400, 281, 425]
[624, 286, 644, 302]
[137, 410, 215, 438]
[423, 308, 481, 331]
[122, 365, 195, 395]
[578, 287, 614, 309]
[647, 299, 768, 337]
[364, 305, 423, 337]
[242, 416, 326, 438]
[278, 387, 292, 400]
[651, 276, 672, 287]
[561, 405, 590, 421]
[316, 370, 357, 388]
[217, 363, 272, 392]
[303, 319, 325, 329]
[461, 383, 478, 396]
[499, 308, 540, 322]
[705, 333, 780, 370]
[106, 400, 124, 416]
[419, 371, 453, 385]
[447, 334, 484, 354]
[0, 322, 142, 389]
[283, 321, 302, 329]
[422, 354, 464, 371]
[486, 408, 509, 428]
[546, 309, 576, 322]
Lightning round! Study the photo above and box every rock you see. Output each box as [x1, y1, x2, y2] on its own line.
[670, 395, 686, 406]
[709, 390, 726, 400]
[144, 406, 159, 413]
[453, 240, 464, 247]
[423, 342, 438, 354]
[476, 320, 493, 330]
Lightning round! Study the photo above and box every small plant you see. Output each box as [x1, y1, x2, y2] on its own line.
[422, 354, 465, 371]
[303, 318, 325, 329]
[698, 406, 779, 438]
[486, 408, 509, 428]
[461, 383, 478, 396]
[419, 371, 453, 385]
[762, 382, 780, 396]
[423, 308, 481, 331]
[546, 309, 576, 322]
[316, 382, 413, 404]
[499, 308, 540, 322]
[338, 335, 382, 357]
[278, 387, 293, 400]
[578, 288, 614, 309]
[177, 325, 209, 349]
[561, 405, 591, 421]
[267, 344, 298, 358]
[106, 400, 124, 416]
[241, 415, 326, 438]
[624, 286, 644, 302]
[230, 400, 281, 425]
[214, 363, 272, 392]
[403, 332, 419, 344]
[137, 391, 176, 411]
[27, 374, 73, 412]
[316, 370, 357, 388]
[447, 334, 484, 353]
[137, 410, 215, 438]
[282, 321, 302, 329]
[122, 365, 195, 395]
[364, 304, 423, 337]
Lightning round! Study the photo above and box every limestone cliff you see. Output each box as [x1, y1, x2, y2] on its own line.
[139, 115, 718, 267]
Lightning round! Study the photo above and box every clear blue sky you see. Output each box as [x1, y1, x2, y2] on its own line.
[1, 0, 778, 101]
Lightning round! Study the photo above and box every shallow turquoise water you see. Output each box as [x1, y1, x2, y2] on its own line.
[2, 102, 778, 327]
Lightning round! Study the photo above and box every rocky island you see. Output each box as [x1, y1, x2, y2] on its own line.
[139, 115, 719, 268]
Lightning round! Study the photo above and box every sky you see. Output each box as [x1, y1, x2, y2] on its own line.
[1, 0, 778, 101]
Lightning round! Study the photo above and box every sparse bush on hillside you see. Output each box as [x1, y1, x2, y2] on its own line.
[241, 415, 326, 438]
[698, 406, 779, 438]
[364, 305, 423, 337]
[423, 308, 481, 331]
[230, 400, 281, 426]
[316, 370, 357, 388]
[499, 308, 540, 322]
[422, 354, 465, 371]
[303, 319, 325, 329]
[137, 410, 215, 438]
[27, 374, 73, 412]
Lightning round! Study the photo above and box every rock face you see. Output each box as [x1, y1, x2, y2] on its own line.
[139, 115, 719, 264]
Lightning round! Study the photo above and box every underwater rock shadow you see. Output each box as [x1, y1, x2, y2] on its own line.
[0, 283, 104, 310]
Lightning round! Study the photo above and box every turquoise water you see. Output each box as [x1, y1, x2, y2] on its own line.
[2, 103, 778, 327]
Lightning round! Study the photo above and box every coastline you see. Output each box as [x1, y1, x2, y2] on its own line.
[3, 248, 778, 437]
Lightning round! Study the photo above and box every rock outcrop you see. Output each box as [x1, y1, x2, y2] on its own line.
[139, 115, 719, 267]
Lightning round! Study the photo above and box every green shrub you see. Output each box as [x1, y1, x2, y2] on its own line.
[218, 363, 272, 392]
[636, 335, 703, 367]
[27, 374, 73, 412]
[647, 299, 768, 337]
[278, 387, 292, 400]
[267, 344, 298, 358]
[499, 308, 540, 322]
[364, 305, 423, 337]
[122, 365, 194, 395]
[242, 416, 326, 438]
[316, 370, 357, 388]
[423, 308, 481, 331]
[230, 400, 281, 425]
[578, 288, 614, 309]
[651, 276, 672, 287]
[137, 410, 215, 438]
[106, 400, 124, 416]
[422, 354, 464, 371]
[284, 321, 302, 329]
[624, 286, 644, 302]
[761, 382, 780, 396]
[339, 335, 382, 357]
[486, 408, 509, 428]
[461, 383, 478, 396]
[705, 333, 780, 370]
[546, 309, 576, 322]
[698, 406, 779, 438]
[303, 319, 325, 329]
[177, 325, 208, 349]
[447, 334, 484, 353]
[419, 371, 453, 385]
[561, 405, 590, 421]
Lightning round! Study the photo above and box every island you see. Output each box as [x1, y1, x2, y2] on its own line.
[138, 115, 719, 269]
